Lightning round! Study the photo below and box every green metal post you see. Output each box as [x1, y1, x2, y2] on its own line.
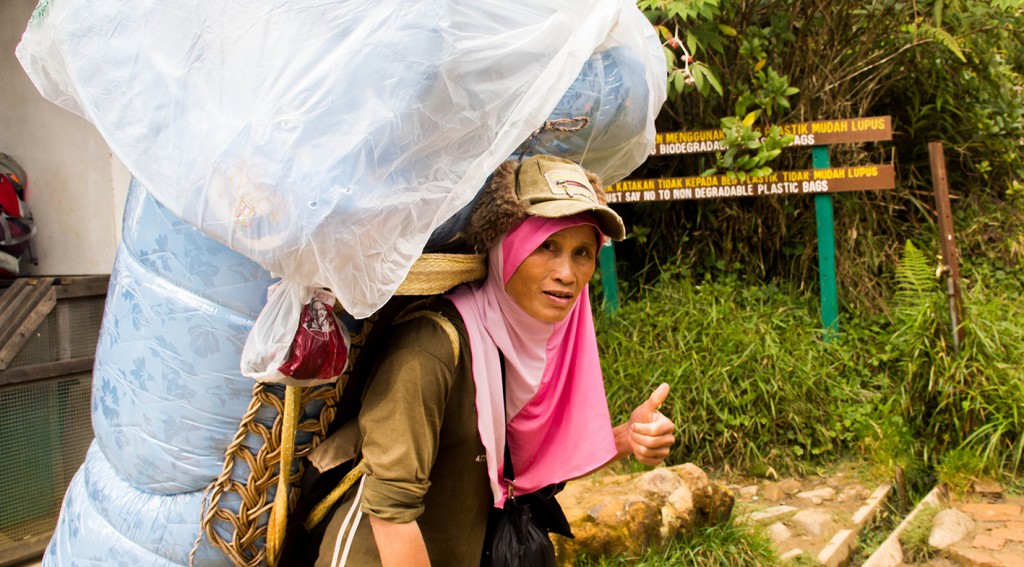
[813, 146, 839, 340]
[599, 240, 619, 315]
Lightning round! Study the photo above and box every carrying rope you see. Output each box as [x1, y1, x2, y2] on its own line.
[516, 116, 591, 159]
[188, 314, 376, 567]
[266, 385, 303, 566]
[304, 459, 368, 532]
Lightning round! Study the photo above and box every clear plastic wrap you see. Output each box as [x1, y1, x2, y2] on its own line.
[17, 0, 665, 318]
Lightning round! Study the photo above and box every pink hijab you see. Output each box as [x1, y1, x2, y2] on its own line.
[448, 215, 617, 506]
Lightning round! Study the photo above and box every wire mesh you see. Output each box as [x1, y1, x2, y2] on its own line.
[8, 296, 105, 369]
[1, 291, 103, 559]
[0, 373, 93, 544]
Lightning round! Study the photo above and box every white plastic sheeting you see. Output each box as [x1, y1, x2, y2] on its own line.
[18, 0, 665, 318]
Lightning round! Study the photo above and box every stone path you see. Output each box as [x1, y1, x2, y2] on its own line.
[931, 487, 1024, 567]
[724, 470, 890, 566]
[728, 472, 1024, 566]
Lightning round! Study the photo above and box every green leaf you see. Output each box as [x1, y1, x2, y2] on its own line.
[722, 149, 736, 167]
[692, 67, 705, 92]
[718, 24, 738, 37]
[742, 111, 759, 127]
[915, 22, 967, 63]
[671, 70, 688, 93]
[663, 46, 676, 69]
[694, 62, 724, 96]
[686, 30, 699, 56]
[689, 62, 723, 98]
[735, 93, 754, 116]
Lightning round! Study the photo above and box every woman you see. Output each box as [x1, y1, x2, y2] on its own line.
[308, 155, 676, 566]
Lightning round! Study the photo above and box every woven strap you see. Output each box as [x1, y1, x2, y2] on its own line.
[189, 314, 377, 567]
[395, 253, 485, 296]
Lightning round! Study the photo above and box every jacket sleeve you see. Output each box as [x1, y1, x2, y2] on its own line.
[357, 317, 457, 523]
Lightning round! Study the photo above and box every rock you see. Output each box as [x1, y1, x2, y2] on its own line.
[663, 484, 695, 535]
[636, 468, 685, 496]
[672, 463, 734, 523]
[739, 485, 759, 499]
[974, 480, 1003, 497]
[928, 508, 976, 549]
[554, 464, 734, 565]
[559, 496, 661, 562]
[791, 509, 835, 538]
[745, 505, 799, 523]
[588, 495, 648, 524]
[779, 478, 803, 494]
[837, 484, 868, 503]
[762, 478, 802, 501]
[780, 549, 806, 561]
[796, 486, 836, 503]
[761, 484, 784, 502]
[661, 485, 694, 539]
[767, 522, 794, 544]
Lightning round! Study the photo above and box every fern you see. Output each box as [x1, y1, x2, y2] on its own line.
[893, 241, 938, 316]
[914, 22, 968, 63]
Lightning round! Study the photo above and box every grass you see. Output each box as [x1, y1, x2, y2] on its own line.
[597, 242, 1024, 481]
[572, 520, 778, 566]
[596, 269, 883, 474]
[899, 505, 941, 564]
[845, 500, 901, 564]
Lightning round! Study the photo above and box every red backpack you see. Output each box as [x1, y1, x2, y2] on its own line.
[0, 153, 36, 278]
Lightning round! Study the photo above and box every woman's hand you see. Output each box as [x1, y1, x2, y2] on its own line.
[615, 383, 676, 465]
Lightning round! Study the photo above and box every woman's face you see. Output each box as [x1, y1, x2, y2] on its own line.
[504, 225, 598, 323]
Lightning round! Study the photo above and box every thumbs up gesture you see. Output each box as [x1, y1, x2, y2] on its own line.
[626, 383, 676, 466]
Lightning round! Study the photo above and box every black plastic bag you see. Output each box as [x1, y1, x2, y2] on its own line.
[486, 500, 556, 567]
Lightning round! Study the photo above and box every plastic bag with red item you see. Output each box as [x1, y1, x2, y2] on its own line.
[241, 280, 350, 387]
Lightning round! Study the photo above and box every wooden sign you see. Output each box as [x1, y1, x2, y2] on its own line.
[606, 164, 895, 204]
[652, 116, 892, 156]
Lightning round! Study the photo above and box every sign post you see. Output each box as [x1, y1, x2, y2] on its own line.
[599, 241, 620, 315]
[603, 116, 893, 335]
[812, 146, 839, 340]
[928, 141, 965, 353]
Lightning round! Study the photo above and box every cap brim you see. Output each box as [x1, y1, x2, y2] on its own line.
[526, 200, 626, 241]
